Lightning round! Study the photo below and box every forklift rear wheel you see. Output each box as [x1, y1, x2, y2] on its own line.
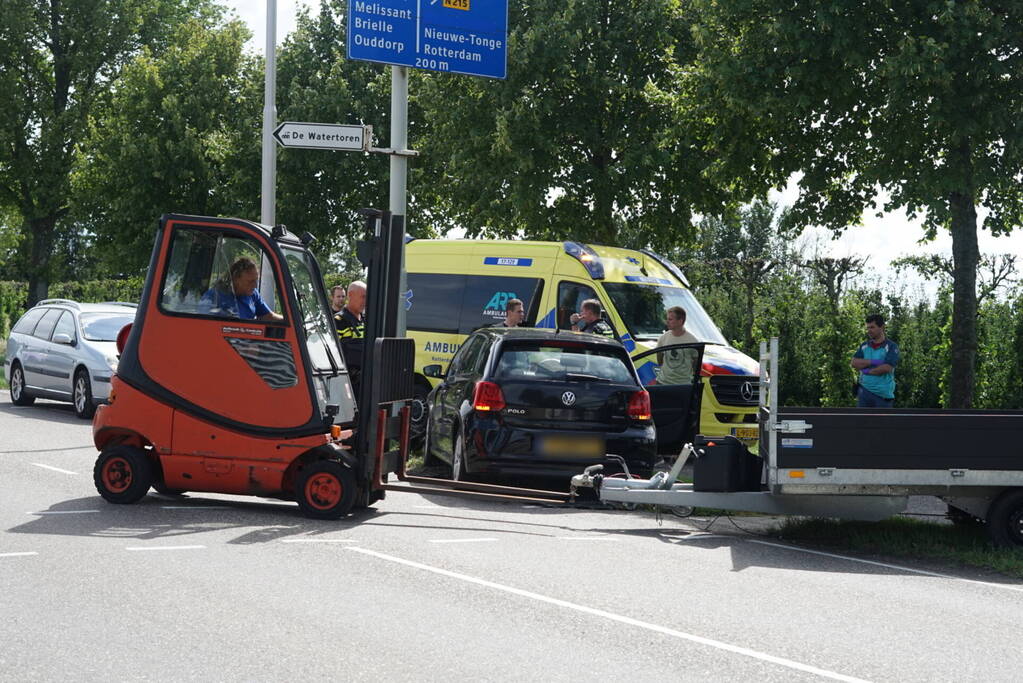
[986, 489, 1023, 548]
[94, 446, 153, 504]
[296, 461, 357, 519]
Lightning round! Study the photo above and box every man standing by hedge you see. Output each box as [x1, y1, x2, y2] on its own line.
[851, 314, 900, 408]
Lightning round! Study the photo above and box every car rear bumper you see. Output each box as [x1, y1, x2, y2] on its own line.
[465, 419, 657, 478]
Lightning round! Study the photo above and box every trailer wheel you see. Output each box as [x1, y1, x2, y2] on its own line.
[94, 445, 153, 504]
[296, 461, 357, 520]
[987, 490, 1023, 548]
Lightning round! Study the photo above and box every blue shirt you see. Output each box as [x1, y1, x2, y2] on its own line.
[200, 286, 271, 320]
[853, 338, 900, 399]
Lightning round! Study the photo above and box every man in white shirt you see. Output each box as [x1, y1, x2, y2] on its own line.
[656, 306, 699, 384]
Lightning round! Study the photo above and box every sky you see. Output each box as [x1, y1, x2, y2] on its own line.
[222, 0, 1023, 296]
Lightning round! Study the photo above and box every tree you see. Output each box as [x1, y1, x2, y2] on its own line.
[689, 1, 1023, 407]
[688, 201, 792, 352]
[0, 0, 219, 303]
[415, 0, 728, 250]
[73, 15, 257, 276]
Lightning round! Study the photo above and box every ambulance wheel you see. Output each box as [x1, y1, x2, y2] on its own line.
[94, 445, 153, 504]
[986, 489, 1023, 548]
[9, 363, 35, 406]
[296, 461, 357, 520]
[409, 380, 431, 449]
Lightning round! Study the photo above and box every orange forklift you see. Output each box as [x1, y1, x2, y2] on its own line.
[92, 212, 569, 519]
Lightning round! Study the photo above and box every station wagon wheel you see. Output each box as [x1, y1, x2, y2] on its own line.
[93, 445, 153, 504]
[9, 363, 35, 406]
[409, 380, 432, 450]
[987, 489, 1023, 548]
[295, 461, 357, 520]
[73, 368, 96, 419]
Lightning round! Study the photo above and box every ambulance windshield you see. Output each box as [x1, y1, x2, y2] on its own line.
[601, 283, 727, 344]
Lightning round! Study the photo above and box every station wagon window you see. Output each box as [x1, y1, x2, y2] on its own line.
[51, 311, 77, 342]
[160, 227, 282, 321]
[12, 308, 46, 335]
[33, 309, 62, 340]
[81, 313, 135, 342]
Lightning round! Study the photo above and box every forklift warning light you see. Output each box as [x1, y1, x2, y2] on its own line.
[788, 470, 805, 478]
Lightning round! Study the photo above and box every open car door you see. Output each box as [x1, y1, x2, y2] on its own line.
[632, 343, 705, 456]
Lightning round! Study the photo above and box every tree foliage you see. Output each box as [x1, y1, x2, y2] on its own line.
[73, 14, 258, 276]
[688, 0, 1023, 407]
[0, 0, 222, 301]
[415, 0, 726, 250]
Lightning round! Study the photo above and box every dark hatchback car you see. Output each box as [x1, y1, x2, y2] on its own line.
[423, 327, 658, 480]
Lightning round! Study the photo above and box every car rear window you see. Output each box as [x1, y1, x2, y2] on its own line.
[12, 308, 46, 335]
[81, 313, 135, 342]
[494, 343, 634, 384]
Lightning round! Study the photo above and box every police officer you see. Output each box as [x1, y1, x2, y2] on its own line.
[570, 298, 613, 337]
[336, 281, 366, 398]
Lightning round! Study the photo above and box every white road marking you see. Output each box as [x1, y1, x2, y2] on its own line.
[29, 510, 100, 515]
[429, 538, 499, 544]
[280, 539, 358, 544]
[748, 540, 1023, 594]
[125, 545, 206, 552]
[0, 552, 38, 558]
[413, 505, 442, 509]
[31, 463, 77, 475]
[556, 536, 619, 541]
[348, 547, 871, 683]
[663, 533, 732, 542]
[160, 506, 230, 509]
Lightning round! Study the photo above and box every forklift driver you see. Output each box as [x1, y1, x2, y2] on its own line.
[200, 257, 284, 322]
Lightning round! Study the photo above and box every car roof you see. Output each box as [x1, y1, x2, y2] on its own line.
[475, 326, 625, 349]
[31, 300, 137, 315]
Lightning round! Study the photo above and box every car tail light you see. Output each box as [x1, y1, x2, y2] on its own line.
[473, 381, 506, 413]
[627, 390, 651, 421]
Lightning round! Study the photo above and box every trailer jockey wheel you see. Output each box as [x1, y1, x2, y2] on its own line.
[93, 445, 154, 504]
[296, 461, 357, 520]
[987, 489, 1023, 548]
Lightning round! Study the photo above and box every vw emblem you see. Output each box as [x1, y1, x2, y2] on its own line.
[740, 381, 755, 402]
[561, 391, 577, 406]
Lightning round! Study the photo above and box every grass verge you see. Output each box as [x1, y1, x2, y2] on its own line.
[777, 516, 1023, 579]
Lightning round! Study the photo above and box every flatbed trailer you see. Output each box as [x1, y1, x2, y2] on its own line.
[571, 338, 1023, 547]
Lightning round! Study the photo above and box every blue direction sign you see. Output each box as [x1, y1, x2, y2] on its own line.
[347, 0, 507, 79]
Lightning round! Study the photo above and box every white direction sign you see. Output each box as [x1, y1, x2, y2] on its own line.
[273, 122, 369, 151]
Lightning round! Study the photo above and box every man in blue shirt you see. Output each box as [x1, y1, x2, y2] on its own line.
[200, 257, 283, 322]
[851, 314, 899, 408]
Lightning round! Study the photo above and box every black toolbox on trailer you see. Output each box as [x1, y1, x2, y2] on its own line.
[693, 435, 763, 492]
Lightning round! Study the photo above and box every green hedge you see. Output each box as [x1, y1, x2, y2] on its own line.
[0, 278, 144, 339]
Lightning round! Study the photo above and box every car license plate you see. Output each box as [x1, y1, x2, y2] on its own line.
[538, 434, 605, 458]
[731, 427, 759, 440]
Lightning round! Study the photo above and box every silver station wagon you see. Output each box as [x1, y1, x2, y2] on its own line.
[5, 300, 137, 418]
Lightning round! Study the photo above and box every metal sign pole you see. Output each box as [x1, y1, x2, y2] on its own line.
[260, 0, 277, 227]
[389, 65, 409, 336]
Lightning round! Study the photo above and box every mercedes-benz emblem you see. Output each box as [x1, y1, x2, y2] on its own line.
[561, 391, 577, 406]
[740, 381, 755, 402]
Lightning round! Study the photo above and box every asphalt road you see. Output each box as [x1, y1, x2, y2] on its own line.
[2, 394, 1022, 682]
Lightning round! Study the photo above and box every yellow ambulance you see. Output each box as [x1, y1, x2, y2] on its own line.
[404, 239, 760, 450]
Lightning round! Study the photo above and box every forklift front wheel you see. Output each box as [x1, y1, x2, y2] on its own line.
[296, 461, 357, 520]
[94, 445, 153, 504]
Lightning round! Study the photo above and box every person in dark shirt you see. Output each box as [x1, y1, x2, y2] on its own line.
[569, 298, 613, 337]
[336, 280, 366, 397]
[200, 257, 283, 321]
[492, 298, 525, 327]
